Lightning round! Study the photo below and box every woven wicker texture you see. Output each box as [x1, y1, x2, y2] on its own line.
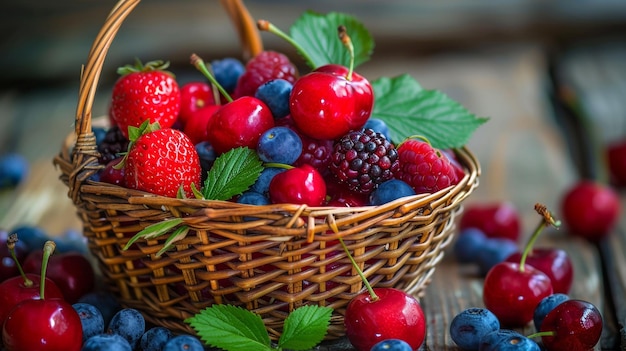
[53, 0, 480, 340]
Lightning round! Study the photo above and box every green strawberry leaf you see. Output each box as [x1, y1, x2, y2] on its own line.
[123, 218, 183, 250]
[278, 305, 332, 350]
[202, 147, 263, 201]
[371, 74, 489, 149]
[185, 305, 272, 351]
[290, 11, 374, 69]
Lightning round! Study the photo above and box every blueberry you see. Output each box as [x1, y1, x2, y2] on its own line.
[254, 79, 292, 119]
[533, 293, 569, 331]
[73, 302, 105, 343]
[256, 126, 303, 164]
[140, 326, 174, 351]
[370, 338, 413, 351]
[107, 308, 146, 349]
[369, 179, 416, 206]
[195, 141, 216, 177]
[364, 118, 392, 142]
[212, 57, 245, 93]
[237, 191, 270, 221]
[251, 167, 286, 196]
[0, 153, 29, 189]
[93, 126, 108, 146]
[162, 334, 205, 351]
[9, 224, 49, 251]
[82, 333, 132, 351]
[453, 228, 487, 264]
[78, 291, 122, 326]
[479, 329, 540, 351]
[55, 228, 88, 254]
[449, 307, 500, 350]
[476, 238, 518, 276]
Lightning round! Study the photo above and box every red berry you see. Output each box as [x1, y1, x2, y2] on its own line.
[290, 64, 373, 140]
[607, 139, 626, 187]
[395, 139, 459, 194]
[460, 202, 521, 241]
[99, 158, 126, 186]
[124, 127, 202, 198]
[268, 164, 327, 206]
[539, 299, 603, 351]
[233, 51, 298, 98]
[110, 60, 180, 138]
[560, 180, 620, 242]
[183, 104, 219, 145]
[178, 81, 215, 127]
[505, 248, 573, 294]
[0, 273, 64, 326]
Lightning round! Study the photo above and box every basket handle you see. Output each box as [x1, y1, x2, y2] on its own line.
[68, 0, 262, 199]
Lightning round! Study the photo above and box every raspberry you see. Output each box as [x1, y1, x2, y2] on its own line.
[329, 129, 399, 194]
[395, 139, 459, 194]
[97, 125, 129, 165]
[233, 51, 298, 98]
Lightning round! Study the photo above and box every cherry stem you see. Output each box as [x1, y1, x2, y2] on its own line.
[519, 203, 561, 272]
[526, 331, 555, 339]
[39, 241, 56, 300]
[338, 238, 378, 302]
[256, 19, 316, 69]
[263, 162, 294, 170]
[338, 25, 355, 81]
[190, 53, 233, 103]
[7, 234, 33, 287]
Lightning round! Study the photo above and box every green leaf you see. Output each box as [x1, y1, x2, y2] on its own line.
[290, 11, 374, 69]
[202, 147, 263, 201]
[371, 74, 489, 149]
[278, 305, 332, 350]
[155, 225, 189, 257]
[123, 218, 183, 250]
[185, 305, 272, 351]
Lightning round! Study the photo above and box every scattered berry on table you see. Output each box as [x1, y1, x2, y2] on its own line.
[449, 307, 500, 351]
[77, 290, 123, 326]
[107, 308, 146, 349]
[368, 179, 415, 206]
[256, 126, 303, 164]
[233, 51, 298, 98]
[330, 128, 399, 194]
[476, 238, 519, 276]
[9, 224, 49, 252]
[162, 334, 205, 351]
[140, 326, 174, 351]
[72, 302, 105, 343]
[395, 138, 459, 194]
[254, 78, 293, 119]
[370, 338, 413, 351]
[82, 333, 132, 351]
[533, 293, 570, 331]
[479, 329, 540, 351]
[453, 228, 487, 264]
[0, 152, 29, 189]
[212, 57, 245, 93]
[539, 299, 603, 351]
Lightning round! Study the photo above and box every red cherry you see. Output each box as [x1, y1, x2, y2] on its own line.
[99, 157, 126, 186]
[184, 104, 220, 145]
[483, 262, 553, 327]
[539, 299, 603, 351]
[268, 164, 327, 206]
[178, 81, 215, 127]
[560, 180, 620, 242]
[206, 96, 275, 154]
[505, 248, 573, 294]
[344, 287, 426, 351]
[2, 241, 83, 351]
[324, 178, 368, 207]
[0, 273, 64, 326]
[0, 235, 29, 282]
[23, 250, 95, 303]
[607, 139, 626, 187]
[290, 64, 373, 140]
[459, 202, 521, 241]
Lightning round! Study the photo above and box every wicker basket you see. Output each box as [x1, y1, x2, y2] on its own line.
[53, 0, 481, 341]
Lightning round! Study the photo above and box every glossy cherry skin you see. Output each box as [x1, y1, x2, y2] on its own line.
[0, 233, 29, 282]
[0, 273, 64, 325]
[184, 104, 219, 145]
[206, 96, 275, 154]
[505, 248, 573, 294]
[459, 202, 521, 241]
[483, 262, 553, 327]
[344, 288, 426, 351]
[178, 81, 215, 127]
[268, 164, 327, 206]
[540, 299, 603, 351]
[2, 298, 83, 351]
[561, 180, 620, 242]
[290, 64, 373, 140]
[23, 251, 95, 303]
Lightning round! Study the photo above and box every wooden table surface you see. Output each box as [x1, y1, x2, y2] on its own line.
[1, 43, 624, 350]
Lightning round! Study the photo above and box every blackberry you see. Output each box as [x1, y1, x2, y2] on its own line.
[97, 125, 129, 165]
[330, 129, 399, 194]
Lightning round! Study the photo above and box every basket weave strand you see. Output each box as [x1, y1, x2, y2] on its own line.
[53, 0, 481, 341]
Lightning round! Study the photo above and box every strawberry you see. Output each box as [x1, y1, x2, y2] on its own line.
[123, 122, 201, 198]
[110, 59, 181, 138]
[394, 138, 459, 194]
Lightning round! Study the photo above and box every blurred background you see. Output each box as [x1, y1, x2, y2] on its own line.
[1, 0, 626, 231]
